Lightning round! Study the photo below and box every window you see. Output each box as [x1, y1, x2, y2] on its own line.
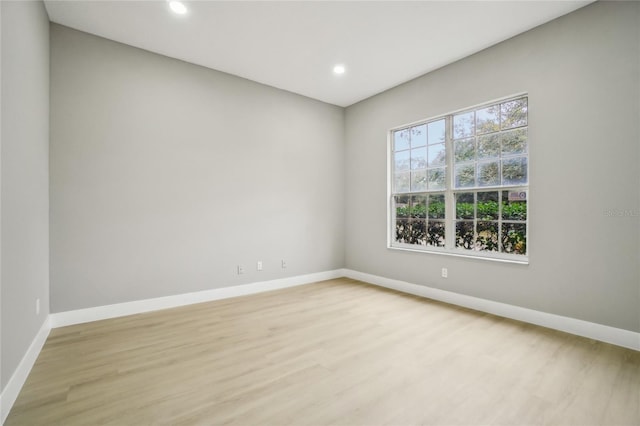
[389, 95, 528, 262]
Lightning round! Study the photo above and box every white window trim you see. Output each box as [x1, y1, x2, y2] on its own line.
[387, 93, 530, 264]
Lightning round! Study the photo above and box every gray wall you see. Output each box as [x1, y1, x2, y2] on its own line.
[50, 24, 345, 313]
[344, 1, 640, 332]
[1, 1, 50, 390]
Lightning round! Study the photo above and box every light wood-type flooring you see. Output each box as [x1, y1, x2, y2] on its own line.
[6, 278, 640, 425]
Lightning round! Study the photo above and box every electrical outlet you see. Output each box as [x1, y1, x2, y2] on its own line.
[441, 268, 448, 278]
[237, 265, 245, 275]
[257, 261, 263, 271]
[281, 259, 287, 269]
[36, 298, 40, 315]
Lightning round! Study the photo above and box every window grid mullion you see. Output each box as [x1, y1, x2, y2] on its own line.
[389, 95, 528, 261]
[444, 116, 455, 250]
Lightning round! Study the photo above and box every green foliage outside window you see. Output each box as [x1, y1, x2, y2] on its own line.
[395, 198, 527, 254]
[391, 96, 528, 259]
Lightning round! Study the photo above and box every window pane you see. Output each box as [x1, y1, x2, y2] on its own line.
[395, 219, 410, 243]
[501, 191, 527, 221]
[455, 164, 475, 188]
[476, 105, 499, 135]
[456, 192, 474, 219]
[394, 195, 410, 218]
[427, 221, 445, 247]
[396, 219, 427, 245]
[410, 124, 427, 148]
[477, 161, 500, 187]
[455, 221, 474, 249]
[477, 221, 499, 252]
[454, 138, 475, 163]
[502, 157, 528, 185]
[453, 111, 475, 139]
[477, 191, 499, 220]
[427, 168, 446, 190]
[411, 170, 427, 192]
[428, 143, 446, 167]
[477, 134, 500, 159]
[502, 223, 527, 254]
[411, 195, 427, 218]
[410, 148, 427, 170]
[394, 129, 410, 151]
[428, 194, 445, 219]
[394, 172, 410, 192]
[409, 220, 427, 245]
[502, 128, 527, 156]
[501, 98, 528, 129]
[394, 150, 410, 171]
[428, 119, 445, 144]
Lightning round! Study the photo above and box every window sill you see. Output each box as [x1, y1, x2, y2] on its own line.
[387, 245, 529, 265]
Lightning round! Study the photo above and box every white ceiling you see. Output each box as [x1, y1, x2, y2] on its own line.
[44, 0, 592, 107]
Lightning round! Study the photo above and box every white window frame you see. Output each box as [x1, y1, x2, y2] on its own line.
[387, 94, 529, 264]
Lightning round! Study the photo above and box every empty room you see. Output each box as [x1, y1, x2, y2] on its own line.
[1, 0, 639, 424]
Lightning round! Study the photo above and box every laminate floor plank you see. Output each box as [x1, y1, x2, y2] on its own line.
[6, 278, 640, 425]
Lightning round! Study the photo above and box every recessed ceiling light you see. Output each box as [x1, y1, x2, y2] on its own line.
[333, 64, 346, 75]
[169, 1, 187, 15]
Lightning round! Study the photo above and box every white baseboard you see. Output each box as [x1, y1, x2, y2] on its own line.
[1, 318, 51, 424]
[50, 269, 346, 328]
[343, 269, 640, 351]
[2, 269, 345, 424]
[3, 268, 637, 425]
